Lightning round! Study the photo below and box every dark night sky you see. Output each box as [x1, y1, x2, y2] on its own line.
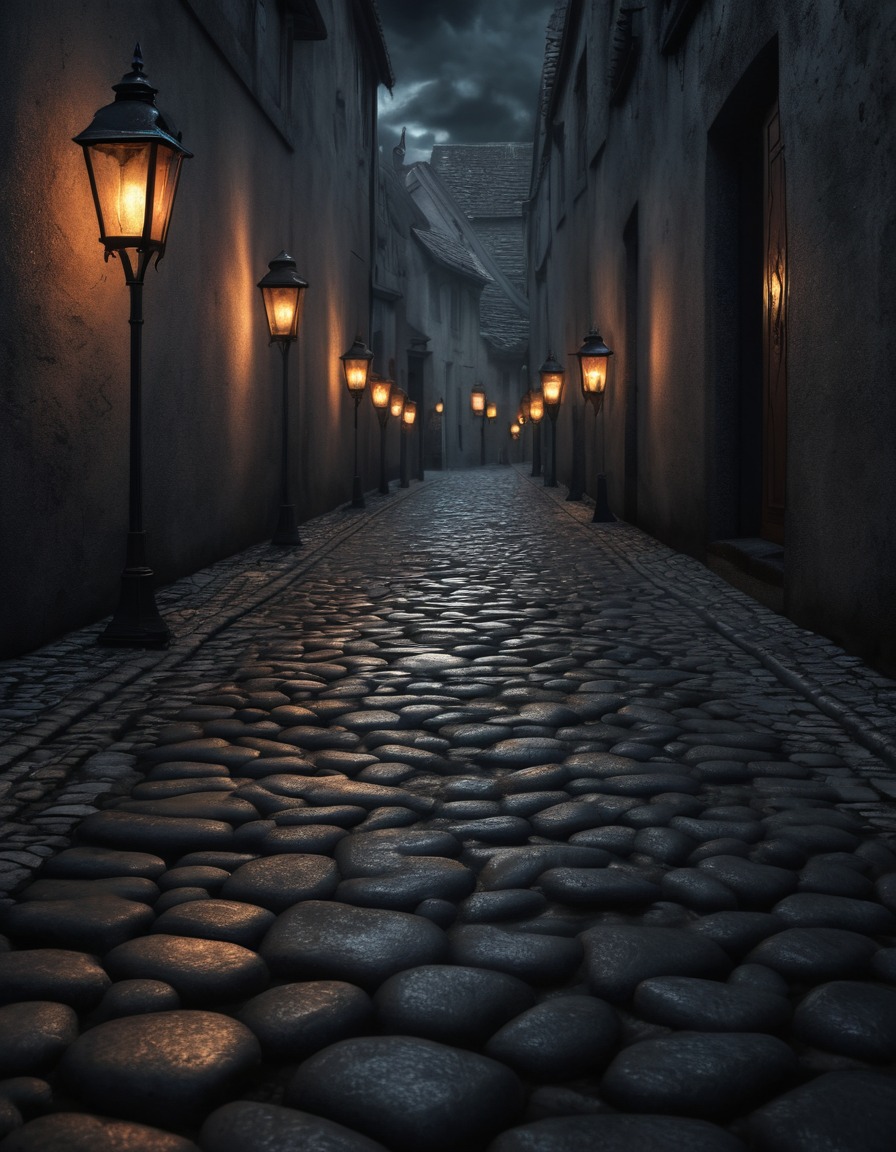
[375, 0, 556, 163]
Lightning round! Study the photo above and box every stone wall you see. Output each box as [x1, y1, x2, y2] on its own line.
[0, 0, 390, 656]
[528, 0, 896, 672]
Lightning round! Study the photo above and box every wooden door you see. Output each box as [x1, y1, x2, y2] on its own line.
[761, 102, 787, 543]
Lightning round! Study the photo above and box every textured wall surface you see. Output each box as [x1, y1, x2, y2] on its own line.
[0, 0, 389, 656]
[528, 0, 896, 672]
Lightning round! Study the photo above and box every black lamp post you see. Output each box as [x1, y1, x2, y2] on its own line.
[471, 386, 486, 465]
[340, 335, 374, 508]
[370, 374, 392, 495]
[258, 251, 308, 545]
[539, 353, 564, 488]
[74, 45, 191, 648]
[528, 388, 544, 478]
[400, 398, 416, 488]
[574, 327, 616, 522]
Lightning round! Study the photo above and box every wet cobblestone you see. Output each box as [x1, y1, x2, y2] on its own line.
[0, 467, 895, 1150]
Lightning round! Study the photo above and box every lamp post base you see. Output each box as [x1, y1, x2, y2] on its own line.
[98, 563, 170, 649]
[351, 475, 365, 509]
[592, 474, 617, 523]
[272, 503, 301, 546]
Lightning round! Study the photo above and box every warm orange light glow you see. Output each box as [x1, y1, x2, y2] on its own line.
[402, 400, 417, 426]
[390, 388, 406, 418]
[528, 392, 545, 422]
[486, 402, 497, 420]
[510, 421, 521, 439]
[470, 387, 486, 415]
[580, 358, 607, 395]
[542, 372, 563, 405]
[343, 361, 368, 392]
[262, 285, 304, 340]
[86, 140, 184, 249]
[371, 377, 392, 409]
[435, 398, 444, 413]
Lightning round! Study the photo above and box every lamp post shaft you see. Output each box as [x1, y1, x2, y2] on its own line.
[400, 426, 409, 488]
[272, 343, 300, 545]
[545, 417, 558, 487]
[479, 416, 485, 466]
[98, 275, 170, 647]
[351, 398, 365, 507]
[378, 419, 389, 494]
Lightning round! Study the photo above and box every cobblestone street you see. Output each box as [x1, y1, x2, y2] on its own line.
[2, 466, 896, 1151]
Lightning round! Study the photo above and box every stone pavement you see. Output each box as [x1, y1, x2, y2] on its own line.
[1, 466, 896, 1151]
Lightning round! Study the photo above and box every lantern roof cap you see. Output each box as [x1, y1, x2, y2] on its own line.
[73, 45, 192, 156]
[574, 327, 613, 358]
[539, 351, 564, 375]
[341, 335, 374, 361]
[257, 251, 309, 290]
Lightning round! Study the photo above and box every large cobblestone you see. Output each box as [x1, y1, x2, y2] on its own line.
[0, 466, 895, 1150]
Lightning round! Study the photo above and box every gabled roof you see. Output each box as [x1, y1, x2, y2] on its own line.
[430, 143, 534, 218]
[412, 228, 492, 284]
[354, 0, 394, 89]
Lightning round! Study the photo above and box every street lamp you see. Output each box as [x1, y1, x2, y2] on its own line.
[400, 398, 416, 488]
[74, 45, 192, 648]
[574, 327, 616, 522]
[435, 398, 444, 414]
[258, 250, 308, 545]
[539, 352, 564, 487]
[471, 386, 486, 465]
[510, 422, 521, 440]
[340, 335, 373, 508]
[370, 374, 392, 495]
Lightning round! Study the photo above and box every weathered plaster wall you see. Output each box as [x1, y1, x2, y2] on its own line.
[0, 0, 387, 656]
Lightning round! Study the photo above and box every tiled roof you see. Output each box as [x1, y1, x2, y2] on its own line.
[430, 143, 534, 218]
[480, 284, 529, 355]
[412, 228, 493, 284]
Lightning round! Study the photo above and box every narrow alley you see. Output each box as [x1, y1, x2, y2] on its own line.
[1, 468, 896, 1151]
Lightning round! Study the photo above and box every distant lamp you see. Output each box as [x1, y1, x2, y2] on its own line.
[341, 335, 373, 508]
[370, 374, 393, 495]
[258, 251, 309, 546]
[510, 421, 521, 440]
[74, 45, 192, 648]
[402, 400, 417, 427]
[574, 327, 616, 523]
[435, 397, 444, 414]
[528, 390, 544, 423]
[390, 386, 406, 420]
[486, 402, 497, 421]
[539, 353, 564, 487]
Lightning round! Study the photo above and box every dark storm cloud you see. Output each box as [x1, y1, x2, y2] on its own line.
[376, 0, 555, 161]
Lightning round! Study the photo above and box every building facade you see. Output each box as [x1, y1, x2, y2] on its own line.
[528, 0, 896, 672]
[0, 0, 392, 656]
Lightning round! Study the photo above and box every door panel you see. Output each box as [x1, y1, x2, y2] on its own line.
[762, 103, 787, 543]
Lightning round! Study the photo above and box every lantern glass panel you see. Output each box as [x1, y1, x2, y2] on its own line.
[580, 355, 607, 396]
[402, 400, 417, 426]
[471, 388, 486, 415]
[541, 372, 563, 406]
[528, 392, 544, 422]
[371, 378, 391, 409]
[486, 402, 497, 420]
[262, 285, 303, 340]
[390, 390, 405, 418]
[343, 359, 369, 393]
[87, 141, 152, 242]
